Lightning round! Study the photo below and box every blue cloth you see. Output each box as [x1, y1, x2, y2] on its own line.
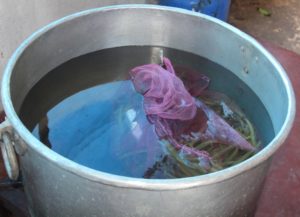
[33, 81, 163, 177]
[159, 0, 231, 21]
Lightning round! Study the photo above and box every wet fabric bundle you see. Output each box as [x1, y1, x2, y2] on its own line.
[130, 57, 255, 168]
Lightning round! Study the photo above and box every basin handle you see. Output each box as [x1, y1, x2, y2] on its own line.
[0, 118, 20, 181]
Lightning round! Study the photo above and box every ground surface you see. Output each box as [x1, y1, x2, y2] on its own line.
[229, 0, 300, 54]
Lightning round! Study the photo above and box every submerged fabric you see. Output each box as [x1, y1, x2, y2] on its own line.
[130, 57, 255, 161]
[33, 81, 163, 177]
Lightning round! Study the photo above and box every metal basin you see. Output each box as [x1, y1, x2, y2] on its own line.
[1, 5, 295, 217]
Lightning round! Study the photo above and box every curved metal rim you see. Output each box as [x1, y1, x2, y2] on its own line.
[1, 5, 296, 190]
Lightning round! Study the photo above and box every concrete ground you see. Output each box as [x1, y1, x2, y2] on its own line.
[229, 0, 300, 54]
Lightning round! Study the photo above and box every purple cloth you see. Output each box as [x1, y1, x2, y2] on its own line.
[130, 58, 197, 121]
[130, 57, 255, 163]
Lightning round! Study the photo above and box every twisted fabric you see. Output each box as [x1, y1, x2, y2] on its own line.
[130, 57, 255, 166]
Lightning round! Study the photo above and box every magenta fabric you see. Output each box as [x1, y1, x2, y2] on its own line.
[130, 58, 197, 121]
[130, 57, 255, 163]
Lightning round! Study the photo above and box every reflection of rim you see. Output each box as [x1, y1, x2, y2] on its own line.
[0, 111, 7, 181]
[1, 5, 296, 190]
[0, 111, 5, 123]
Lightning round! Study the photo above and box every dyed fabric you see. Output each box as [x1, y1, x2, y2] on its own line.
[130, 58, 255, 164]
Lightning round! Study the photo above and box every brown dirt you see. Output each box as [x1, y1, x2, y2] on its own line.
[229, 0, 300, 54]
